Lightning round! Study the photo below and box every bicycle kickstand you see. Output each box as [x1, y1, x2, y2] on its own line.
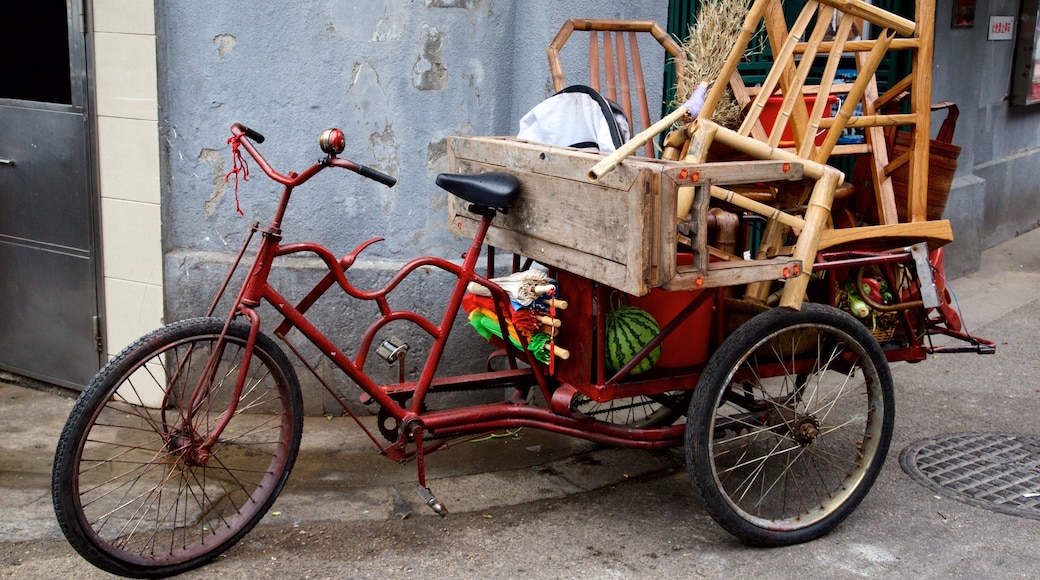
[410, 423, 448, 517]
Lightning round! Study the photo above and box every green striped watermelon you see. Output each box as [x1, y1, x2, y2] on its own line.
[605, 306, 661, 375]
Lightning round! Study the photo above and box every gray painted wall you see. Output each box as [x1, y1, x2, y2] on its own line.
[933, 0, 1040, 276]
[156, 0, 668, 412]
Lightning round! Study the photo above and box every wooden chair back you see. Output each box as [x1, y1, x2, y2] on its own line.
[548, 19, 683, 158]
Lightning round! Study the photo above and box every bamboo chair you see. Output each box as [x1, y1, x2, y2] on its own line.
[685, 0, 944, 307]
[547, 19, 684, 158]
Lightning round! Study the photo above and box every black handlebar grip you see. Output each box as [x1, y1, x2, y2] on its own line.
[358, 165, 397, 188]
[243, 126, 266, 144]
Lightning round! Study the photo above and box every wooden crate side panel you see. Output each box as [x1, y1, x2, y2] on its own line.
[448, 209, 636, 291]
[446, 136, 662, 296]
[454, 159, 636, 264]
[448, 136, 649, 192]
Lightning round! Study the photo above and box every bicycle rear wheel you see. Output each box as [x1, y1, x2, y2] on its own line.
[52, 317, 303, 578]
[686, 304, 894, 546]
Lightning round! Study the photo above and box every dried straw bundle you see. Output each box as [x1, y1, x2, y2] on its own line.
[672, 0, 754, 129]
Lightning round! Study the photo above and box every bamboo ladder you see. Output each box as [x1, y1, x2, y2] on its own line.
[592, 0, 947, 309]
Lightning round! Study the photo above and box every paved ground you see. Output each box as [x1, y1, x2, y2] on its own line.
[2, 229, 1040, 578]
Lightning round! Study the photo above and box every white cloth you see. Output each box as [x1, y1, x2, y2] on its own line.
[517, 92, 630, 152]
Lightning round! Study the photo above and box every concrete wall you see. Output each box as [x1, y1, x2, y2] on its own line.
[155, 0, 668, 412]
[933, 0, 1040, 277]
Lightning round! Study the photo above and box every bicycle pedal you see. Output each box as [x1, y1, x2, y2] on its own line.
[414, 484, 448, 517]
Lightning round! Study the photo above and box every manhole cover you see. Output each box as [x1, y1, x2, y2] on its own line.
[900, 432, 1040, 520]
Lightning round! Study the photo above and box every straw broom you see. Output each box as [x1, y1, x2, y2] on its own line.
[672, 0, 753, 131]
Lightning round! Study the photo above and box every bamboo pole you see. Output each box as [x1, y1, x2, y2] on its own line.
[798, 12, 853, 158]
[812, 29, 895, 164]
[738, 1, 819, 139]
[909, 0, 934, 222]
[590, 0, 774, 181]
[779, 167, 841, 309]
[589, 83, 706, 181]
[815, 0, 916, 36]
[708, 120, 838, 182]
[764, 4, 835, 151]
[698, 0, 774, 122]
[710, 185, 807, 230]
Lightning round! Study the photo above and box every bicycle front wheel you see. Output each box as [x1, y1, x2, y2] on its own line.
[686, 303, 894, 546]
[52, 317, 303, 578]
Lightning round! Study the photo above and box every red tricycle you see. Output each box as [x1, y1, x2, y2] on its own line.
[49, 120, 991, 577]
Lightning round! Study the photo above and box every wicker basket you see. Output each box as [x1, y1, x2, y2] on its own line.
[887, 103, 961, 222]
[866, 312, 899, 344]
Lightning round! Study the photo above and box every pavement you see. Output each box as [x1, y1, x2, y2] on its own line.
[2, 228, 1040, 577]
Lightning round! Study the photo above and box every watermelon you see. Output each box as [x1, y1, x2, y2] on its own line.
[605, 306, 661, 375]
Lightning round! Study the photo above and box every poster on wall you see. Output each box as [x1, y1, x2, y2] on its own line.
[952, 0, 975, 28]
[1011, 0, 1040, 105]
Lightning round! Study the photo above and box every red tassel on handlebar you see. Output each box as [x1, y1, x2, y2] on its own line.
[224, 134, 250, 215]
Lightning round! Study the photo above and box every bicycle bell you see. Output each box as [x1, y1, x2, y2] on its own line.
[319, 128, 346, 155]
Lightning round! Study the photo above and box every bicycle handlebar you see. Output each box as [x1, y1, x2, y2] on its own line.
[357, 164, 397, 188]
[242, 126, 265, 144]
[229, 122, 396, 189]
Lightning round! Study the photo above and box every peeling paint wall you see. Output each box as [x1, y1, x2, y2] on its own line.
[156, 0, 668, 411]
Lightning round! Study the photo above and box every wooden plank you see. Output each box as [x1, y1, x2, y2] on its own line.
[450, 210, 641, 293]
[450, 136, 646, 192]
[447, 158, 644, 265]
[816, 220, 954, 250]
[446, 136, 666, 295]
[661, 159, 805, 186]
[663, 257, 802, 291]
[857, 50, 899, 225]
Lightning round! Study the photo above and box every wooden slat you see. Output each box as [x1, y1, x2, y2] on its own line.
[602, 31, 616, 102]
[817, 220, 954, 250]
[857, 50, 899, 225]
[628, 30, 654, 157]
[663, 257, 802, 291]
[908, 0, 935, 222]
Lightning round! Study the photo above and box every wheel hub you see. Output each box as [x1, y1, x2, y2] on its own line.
[794, 416, 821, 445]
[167, 429, 209, 465]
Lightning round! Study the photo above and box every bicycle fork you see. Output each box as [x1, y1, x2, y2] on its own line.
[180, 224, 284, 462]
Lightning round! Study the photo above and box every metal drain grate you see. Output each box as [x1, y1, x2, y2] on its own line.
[899, 432, 1040, 520]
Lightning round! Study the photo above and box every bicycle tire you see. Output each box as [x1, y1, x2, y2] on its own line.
[686, 303, 894, 546]
[52, 317, 303, 577]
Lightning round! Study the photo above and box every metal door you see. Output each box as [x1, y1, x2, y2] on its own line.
[0, 2, 102, 388]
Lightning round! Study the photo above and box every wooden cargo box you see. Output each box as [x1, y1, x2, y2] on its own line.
[446, 136, 803, 296]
